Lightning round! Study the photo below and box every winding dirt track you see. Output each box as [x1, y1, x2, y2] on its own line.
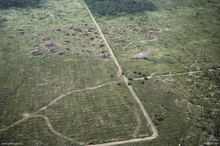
[133, 68, 220, 81]
[29, 114, 85, 146]
[1, 0, 219, 145]
[0, 82, 118, 133]
[82, 1, 158, 146]
[1, 2, 159, 146]
[0, 114, 84, 145]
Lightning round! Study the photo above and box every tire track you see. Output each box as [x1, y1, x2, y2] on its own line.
[32, 115, 85, 146]
[133, 68, 220, 81]
[0, 81, 120, 132]
[100, 61, 142, 138]
[34, 81, 120, 114]
[82, 1, 158, 145]
[0, 114, 85, 146]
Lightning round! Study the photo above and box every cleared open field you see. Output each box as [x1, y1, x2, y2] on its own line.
[0, 0, 153, 145]
[0, 0, 220, 145]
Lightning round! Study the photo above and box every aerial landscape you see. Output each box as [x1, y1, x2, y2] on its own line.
[0, 0, 219, 145]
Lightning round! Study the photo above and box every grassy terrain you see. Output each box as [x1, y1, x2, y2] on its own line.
[121, 69, 220, 145]
[0, 0, 152, 145]
[38, 83, 152, 144]
[0, 0, 220, 145]
[87, 0, 220, 76]
[84, 0, 220, 145]
[0, 117, 74, 146]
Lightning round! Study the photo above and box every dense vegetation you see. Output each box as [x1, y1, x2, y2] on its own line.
[84, 0, 157, 16]
[0, 0, 219, 145]
[0, 0, 46, 9]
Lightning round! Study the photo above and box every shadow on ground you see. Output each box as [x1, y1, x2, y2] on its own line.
[83, 0, 158, 17]
[0, 0, 46, 9]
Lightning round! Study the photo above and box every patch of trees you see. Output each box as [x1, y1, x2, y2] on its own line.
[133, 71, 147, 77]
[84, 0, 157, 17]
[198, 71, 220, 138]
[0, 0, 45, 9]
[203, 70, 220, 86]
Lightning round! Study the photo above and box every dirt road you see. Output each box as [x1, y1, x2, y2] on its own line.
[0, 82, 118, 133]
[33, 114, 85, 145]
[1, 2, 159, 145]
[83, 1, 158, 145]
[133, 68, 220, 81]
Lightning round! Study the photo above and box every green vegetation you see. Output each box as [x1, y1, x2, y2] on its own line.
[38, 83, 152, 144]
[123, 70, 220, 145]
[0, 117, 74, 145]
[0, 0, 220, 145]
[84, 0, 157, 16]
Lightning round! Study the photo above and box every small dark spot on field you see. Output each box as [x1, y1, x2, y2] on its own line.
[57, 28, 61, 31]
[31, 51, 43, 57]
[45, 43, 55, 48]
[149, 27, 162, 32]
[75, 28, 82, 32]
[144, 77, 148, 80]
[128, 77, 133, 80]
[64, 40, 70, 43]
[100, 44, 105, 48]
[42, 37, 51, 41]
[144, 35, 156, 41]
[50, 49, 57, 53]
[127, 26, 141, 32]
[100, 54, 110, 60]
[59, 51, 65, 55]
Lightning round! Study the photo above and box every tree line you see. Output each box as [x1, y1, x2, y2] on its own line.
[84, 0, 157, 16]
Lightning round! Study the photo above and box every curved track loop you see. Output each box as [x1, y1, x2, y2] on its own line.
[0, 82, 120, 145]
[0, 1, 161, 145]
